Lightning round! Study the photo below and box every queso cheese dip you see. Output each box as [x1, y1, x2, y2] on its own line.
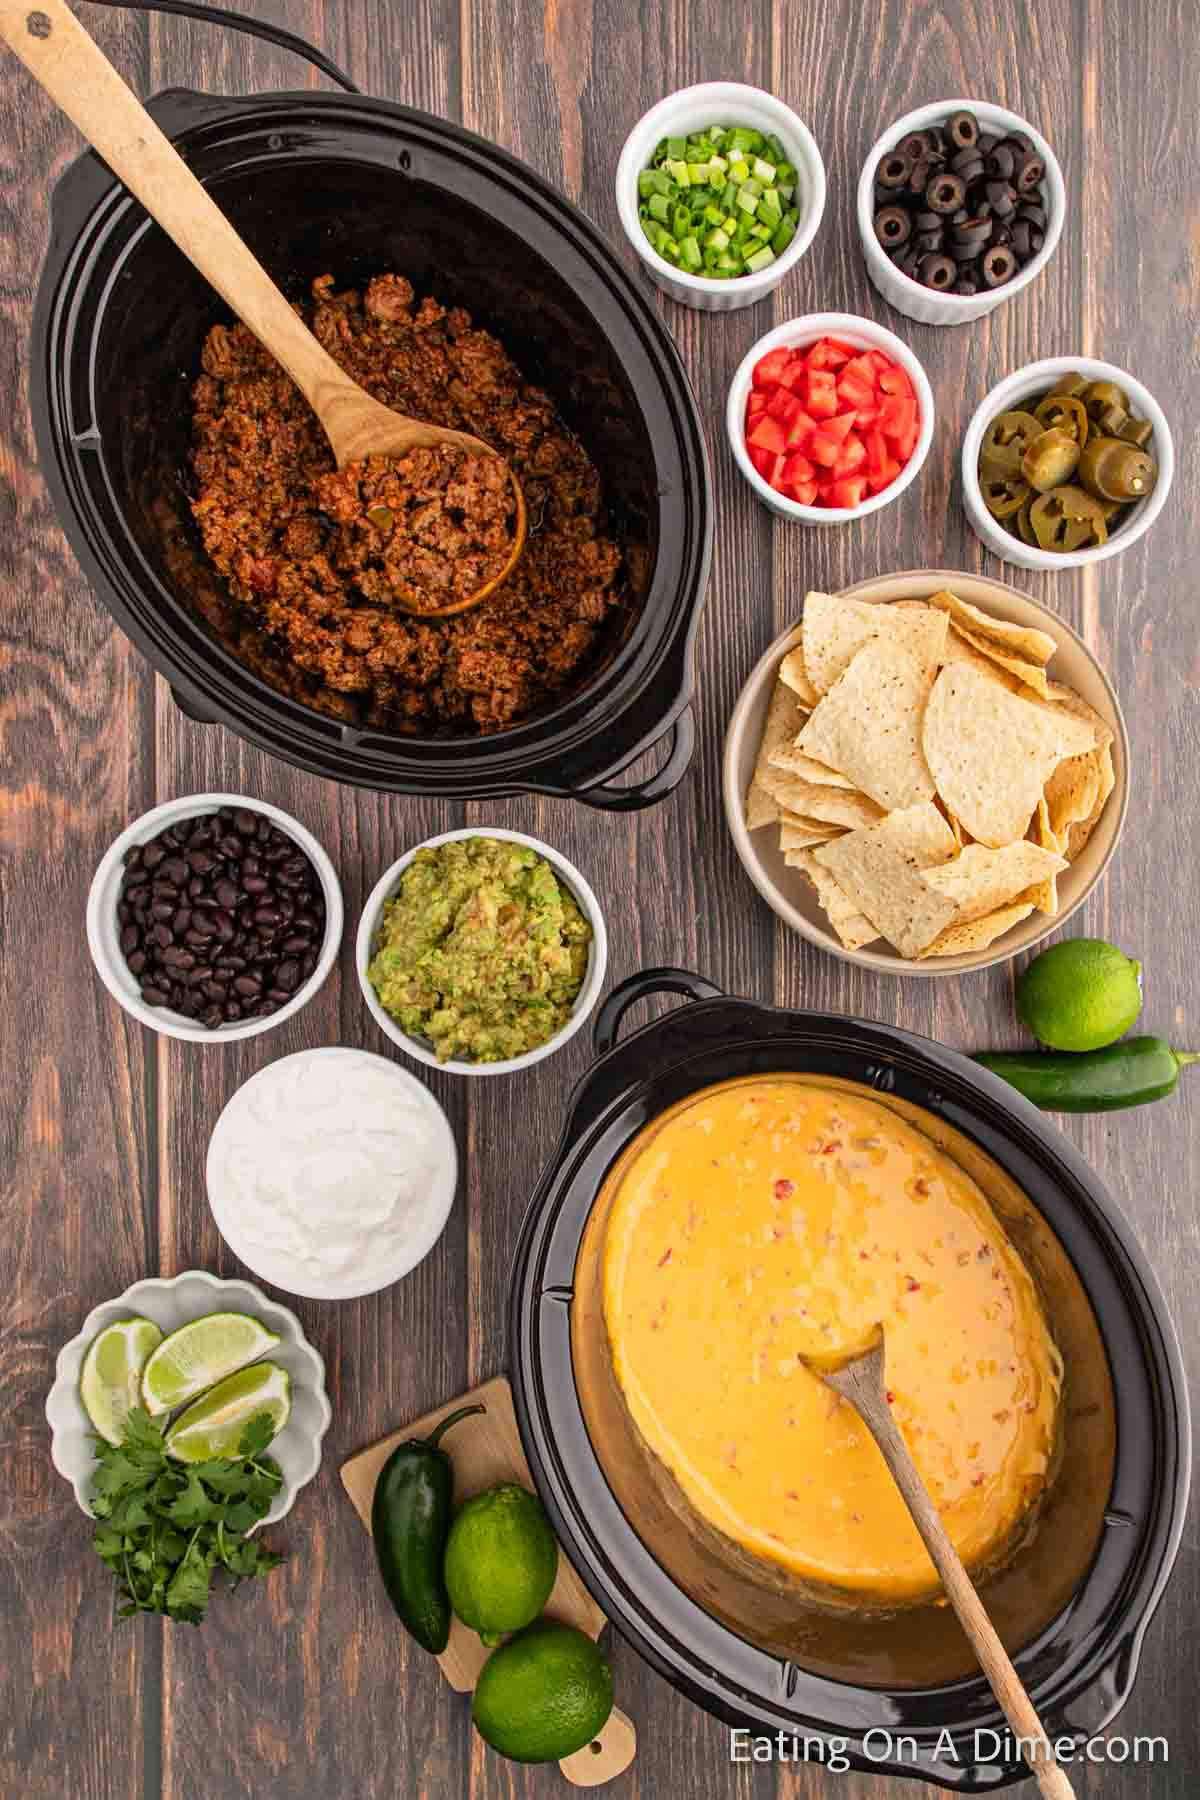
[601, 1076, 1061, 1603]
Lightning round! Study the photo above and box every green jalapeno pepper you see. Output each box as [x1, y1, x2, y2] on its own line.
[1021, 427, 1080, 493]
[975, 1038, 1198, 1113]
[1030, 484, 1109, 551]
[371, 1403, 486, 1652]
[979, 410, 1042, 478]
[1033, 393, 1089, 445]
[981, 472, 1031, 520]
[1079, 436, 1157, 503]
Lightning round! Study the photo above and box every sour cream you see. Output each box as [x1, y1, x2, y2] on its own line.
[206, 1048, 457, 1299]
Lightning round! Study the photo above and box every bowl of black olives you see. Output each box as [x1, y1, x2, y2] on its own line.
[857, 100, 1064, 326]
[962, 357, 1174, 570]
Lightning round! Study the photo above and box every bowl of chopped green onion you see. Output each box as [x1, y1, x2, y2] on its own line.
[616, 83, 826, 310]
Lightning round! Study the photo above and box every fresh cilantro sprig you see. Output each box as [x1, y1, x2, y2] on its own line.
[89, 1408, 284, 1624]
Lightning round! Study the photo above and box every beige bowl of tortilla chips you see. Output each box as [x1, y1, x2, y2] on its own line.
[723, 572, 1128, 974]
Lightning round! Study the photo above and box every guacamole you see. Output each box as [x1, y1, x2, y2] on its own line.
[368, 837, 593, 1063]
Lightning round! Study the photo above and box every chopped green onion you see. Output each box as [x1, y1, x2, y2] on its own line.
[640, 121, 802, 278]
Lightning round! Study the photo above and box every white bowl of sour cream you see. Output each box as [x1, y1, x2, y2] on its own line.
[205, 1048, 458, 1300]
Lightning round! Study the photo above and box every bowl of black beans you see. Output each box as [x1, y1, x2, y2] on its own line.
[86, 795, 343, 1041]
[857, 100, 1064, 326]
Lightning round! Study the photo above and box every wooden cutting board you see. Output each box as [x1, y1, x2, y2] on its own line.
[341, 1374, 636, 1787]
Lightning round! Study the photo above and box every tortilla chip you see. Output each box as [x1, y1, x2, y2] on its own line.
[767, 743, 857, 787]
[801, 590, 948, 694]
[778, 643, 821, 708]
[798, 641, 937, 812]
[787, 847, 881, 951]
[745, 782, 780, 830]
[920, 902, 1037, 959]
[814, 802, 959, 958]
[950, 622, 1051, 698]
[922, 663, 1099, 849]
[926, 589, 1057, 665]
[759, 771, 884, 830]
[922, 842, 1068, 924]
[940, 623, 1025, 693]
[1030, 682, 1113, 847]
[1066, 742, 1116, 860]
[779, 819, 845, 851]
[1026, 799, 1063, 914]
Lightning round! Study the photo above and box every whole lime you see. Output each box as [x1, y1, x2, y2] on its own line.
[1016, 939, 1142, 1052]
[472, 1620, 614, 1763]
[444, 1483, 558, 1646]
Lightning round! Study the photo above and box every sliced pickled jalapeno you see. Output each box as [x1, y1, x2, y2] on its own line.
[1033, 393, 1089, 444]
[1016, 490, 1040, 545]
[1081, 379, 1129, 422]
[981, 472, 1031, 520]
[1120, 415, 1154, 449]
[1078, 435, 1158, 502]
[979, 409, 1042, 477]
[1022, 427, 1080, 493]
[1048, 373, 1088, 399]
[1030, 484, 1109, 551]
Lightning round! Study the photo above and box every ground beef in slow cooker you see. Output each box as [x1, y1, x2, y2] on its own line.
[189, 274, 625, 731]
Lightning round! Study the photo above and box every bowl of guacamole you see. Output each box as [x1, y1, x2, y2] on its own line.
[357, 831, 608, 1073]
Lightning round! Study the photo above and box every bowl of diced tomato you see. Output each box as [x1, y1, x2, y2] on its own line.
[726, 312, 933, 521]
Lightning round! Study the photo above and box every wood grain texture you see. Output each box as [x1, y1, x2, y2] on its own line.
[0, 0, 1196, 1797]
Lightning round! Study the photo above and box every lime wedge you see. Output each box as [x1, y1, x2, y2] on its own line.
[80, 1317, 165, 1444]
[165, 1362, 291, 1462]
[141, 1312, 281, 1416]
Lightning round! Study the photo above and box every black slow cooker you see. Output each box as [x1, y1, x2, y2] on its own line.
[509, 970, 1191, 1791]
[31, 88, 712, 808]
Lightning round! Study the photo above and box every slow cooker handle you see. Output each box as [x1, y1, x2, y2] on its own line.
[572, 705, 695, 812]
[593, 965, 722, 1055]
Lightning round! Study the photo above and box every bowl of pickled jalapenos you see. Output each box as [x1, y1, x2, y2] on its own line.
[962, 357, 1174, 570]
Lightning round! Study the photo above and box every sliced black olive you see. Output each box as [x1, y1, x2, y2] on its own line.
[1002, 131, 1034, 156]
[950, 148, 985, 181]
[907, 158, 933, 196]
[1016, 200, 1046, 228]
[987, 145, 1016, 180]
[874, 205, 912, 248]
[1015, 156, 1045, 195]
[913, 209, 941, 231]
[912, 228, 943, 254]
[986, 181, 1016, 219]
[981, 244, 1017, 287]
[895, 131, 933, 164]
[946, 109, 980, 149]
[954, 272, 980, 296]
[876, 152, 912, 190]
[918, 253, 957, 289]
[990, 222, 1013, 248]
[950, 207, 970, 225]
[1010, 220, 1033, 260]
[926, 171, 967, 214]
[977, 133, 1001, 155]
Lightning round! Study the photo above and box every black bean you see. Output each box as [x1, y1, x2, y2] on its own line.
[243, 874, 268, 895]
[267, 988, 290, 1003]
[241, 852, 260, 877]
[214, 911, 235, 941]
[186, 849, 215, 874]
[235, 808, 259, 836]
[256, 818, 272, 842]
[215, 955, 247, 974]
[234, 974, 262, 998]
[153, 922, 173, 950]
[282, 933, 311, 953]
[162, 946, 196, 971]
[119, 924, 139, 955]
[250, 1000, 279, 1019]
[127, 950, 147, 975]
[253, 905, 281, 927]
[191, 913, 217, 938]
[126, 884, 149, 909]
[218, 833, 243, 859]
[178, 993, 203, 1019]
[274, 959, 301, 992]
[214, 877, 238, 909]
[202, 1004, 224, 1029]
[140, 842, 164, 869]
[161, 856, 188, 884]
[172, 907, 192, 934]
[301, 950, 318, 977]
[223, 1000, 243, 1022]
[141, 985, 169, 1006]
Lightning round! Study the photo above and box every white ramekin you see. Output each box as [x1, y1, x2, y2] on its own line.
[46, 1270, 331, 1522]
[962, 356, 1174, 571]
[857, 100, 1064, 327]
[615, 82, 826, 312]
[356, 828, 608, 1076]
[86, 793, 343, 1044]
[205, 1048, 458, 1300]
[726, 313, 935, 525]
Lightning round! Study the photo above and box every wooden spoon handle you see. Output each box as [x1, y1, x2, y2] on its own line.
[863, 1396, 1076, 1799]
[0, 0, 353, 416]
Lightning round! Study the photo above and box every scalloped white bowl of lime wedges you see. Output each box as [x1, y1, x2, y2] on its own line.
[46, 1271, 330, 1523]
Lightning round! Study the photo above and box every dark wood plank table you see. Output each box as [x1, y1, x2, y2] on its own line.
[3, 1, 1197, 1795]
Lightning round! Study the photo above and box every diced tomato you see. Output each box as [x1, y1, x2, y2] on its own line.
[820, 410, 857, 445]
[878, 364, 915, 399]
[879, 394, 918, 440]
[752, 348, 791, 389]
[746, 390, 769, 419]
[747, 414, 789, 455]
[766, 387, 801, 424]
[836, 371, 876, 413]
[748, 444, 773, 478]
[863, 428, 889, 475]
[786, 479, 819, 505]
[853, 400, 880, 428]
[832, 435, 867, 477]
[785, 408, 818, 447]
[805, 339, 852, 371]
[805, 370, 839, 417]
[768, 452, 789, 486]
[864, 349, 893, 374]
[808, 429, 846, 468]
[893, 421, 919, 461]
[868, 458, 902, 492]
[780, 453, 815, 485]
[776, 353, 809, 391]
[841, 353, 879, 387]
[826, 475, 869, 508]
